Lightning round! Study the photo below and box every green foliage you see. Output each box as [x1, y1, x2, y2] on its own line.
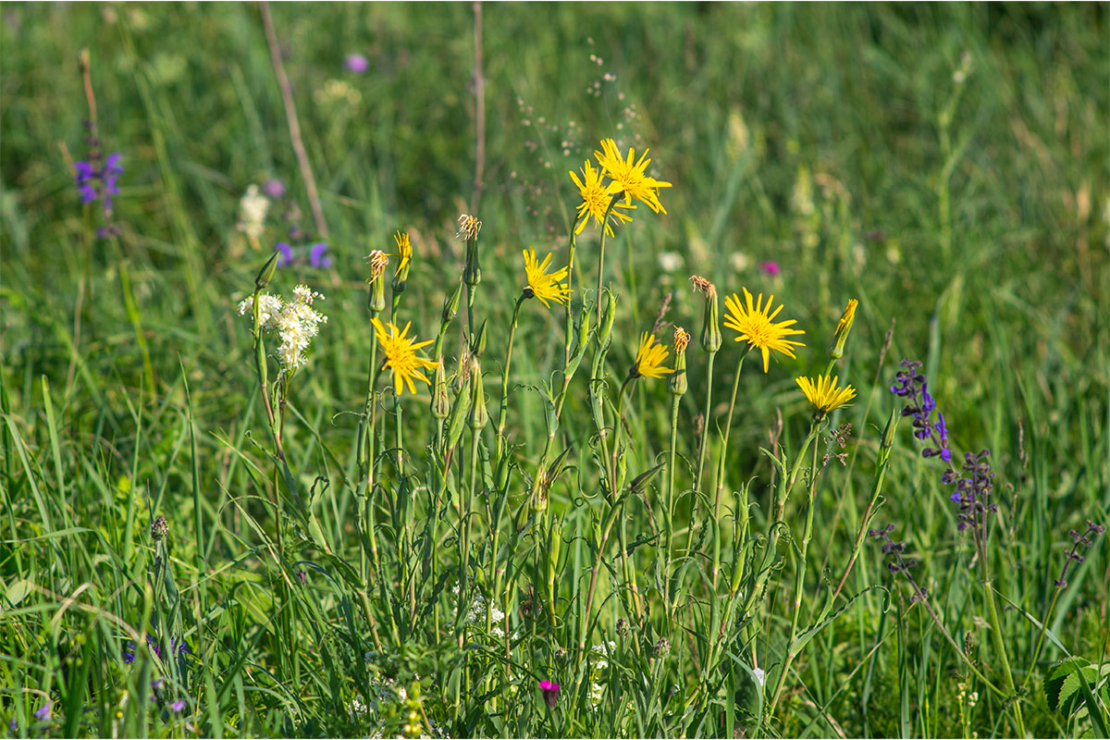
[2, 3, 1109, 739]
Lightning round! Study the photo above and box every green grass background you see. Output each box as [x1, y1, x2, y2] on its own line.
[1, 2, 1108, 737]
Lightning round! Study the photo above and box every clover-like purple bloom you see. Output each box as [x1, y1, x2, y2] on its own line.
[275, 242, 295, 267]
[262, 178, 286, 199]
[309, 242, 332, 268]
[33, 702, 51, 721]
[345, 53, 369, 74]
[171, 700, 186, 713]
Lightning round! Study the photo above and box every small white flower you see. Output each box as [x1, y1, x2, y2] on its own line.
[239, 285, 326, 373]
[753, 667, 765, 687]
[237, 184, 270, 241]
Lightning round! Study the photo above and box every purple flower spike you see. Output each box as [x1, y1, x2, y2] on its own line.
[34, 702, 51, 721]
[309, 242, 332, 268]
[538, 680, 560, 709]
[275, 242, 295, 267]
[345, 53, 369, 74]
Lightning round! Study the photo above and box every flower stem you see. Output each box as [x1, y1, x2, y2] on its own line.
[495, 295, 526, 462]
[594, 195, 622, 326]
[663, 393, 681, 622]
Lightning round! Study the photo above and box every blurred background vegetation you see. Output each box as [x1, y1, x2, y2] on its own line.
[1, 3, 1107, 737]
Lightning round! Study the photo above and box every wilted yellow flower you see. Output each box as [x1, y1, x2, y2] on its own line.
[569, 160, 634, 236]
[393, 231, 412, 275]
[594, 138, 672, 214]
[796, 374, 856, 414]
[365, 249, 389, 283]
[723, 288, 806, 373]
[830, 298, 858, 359]
[371, 318, 437, 396]
[673, 327, 691, 353]
[522, 247, 572, 308]
[457, 214, 482, 241]
[630, 332, 674, 380]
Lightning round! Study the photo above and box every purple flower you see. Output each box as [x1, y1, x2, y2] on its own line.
[345, 53, 369, 74]
[758, 260, 780, 277]
[33, 702, 50, 721]
[275, 242, 295, 267]
[74, 161, 98, 203]
[262, 178, 286, 199]
[8, 718, 15, 732]
[538, 680, 560, 709]
[123, 635, 191, 664]
[309, 242, 332, 268]
[72, 152, 124, 222]
[171, 700, 186, 713]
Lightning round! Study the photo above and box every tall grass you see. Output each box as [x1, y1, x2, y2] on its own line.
[2, 3, 1108, 738]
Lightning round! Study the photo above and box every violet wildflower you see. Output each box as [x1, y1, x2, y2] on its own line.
[33, 702, 50, 721]
[73, 151, 124, 224]
[868, 524, 928, 603]
[171, 700, 186, 713]
[262, 178, 286, 199]
[123, 635, 191, 664]
[538, 680, 560, 709]
[345, 53, 369, 74]
[309, 242, 332, 268]
[758, 260, 780, 277]
[890, 360, 951, 462]
[275, 242, 295, 267]
[950, 449, 998, 533]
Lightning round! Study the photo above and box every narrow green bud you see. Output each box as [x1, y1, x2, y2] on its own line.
[255, 252, 279, 291]
[598, 291, 617, 350]
[528, 469, 548, 514]
[430, 361, 450, 420]
[445, 375, 472, 450]
[463, 236, 482, 287]
[881, 406, 899, 452]
[468, 358, 488, 430]
[577, 304, 592, 352]
[692, 276, 722, 354]
[442, 282, 463, 323]
[368, 276, 386, 314]
[471, 320, 488, 358]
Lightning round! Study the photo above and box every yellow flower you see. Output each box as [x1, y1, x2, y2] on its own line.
[830, 298, 858, 359]
[522, 247, 572, 308]
[594, 138, 672, 214]
[393, 231, 412, 275]
[630, 331, 674, 379]
[796, 374, 856, 414]
[723, 288, 806, 373]
[371, 318, 437, 396]
[569, 160, 635, 236]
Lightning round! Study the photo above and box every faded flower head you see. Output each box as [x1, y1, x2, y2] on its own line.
[673, 326, 691, 353]
[522, 247, 571, 308]
[689, 275, 716, 298]
[150, 515, 169, 542]
[723, 288, 806, 372]
[457, 213, 482, 241]
[365, 249, 389, 283]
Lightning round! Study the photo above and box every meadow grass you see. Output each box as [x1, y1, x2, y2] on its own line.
[1, 3, 1108, 738]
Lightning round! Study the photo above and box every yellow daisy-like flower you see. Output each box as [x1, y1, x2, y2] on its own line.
[393, 231, 412, 275]
[630, 331, 674, 380]
[593, 138, 672, 214]
[522, 247, 572, 308]
[796, 374, 856, 414]
[569, 160, 635, 237]
[723, 288, 806, 373]
[371, 318, 437, 396]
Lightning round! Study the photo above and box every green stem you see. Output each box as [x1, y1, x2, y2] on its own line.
[693, 350, 717, 495]
[984, 579, 1027, 737]
[495, 295, 526, 462]
[594, 195, 621, 326]
[663, 393, 681, 622]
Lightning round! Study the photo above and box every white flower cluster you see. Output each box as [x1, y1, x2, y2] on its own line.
[588, 641, 617, 708]
[451, 585, 507, 638]
[238, 285, 327, 373]
[237, 184, 270, 241]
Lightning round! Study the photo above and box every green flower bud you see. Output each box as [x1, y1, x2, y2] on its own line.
[471, 320, 488, 358]
[368, 276, 386, 314]
[255, 252, 279, 291]
[829, 299, 858, 361]
[881, 406, 899, 452]
[430, 361, 450, 420]
[468, 358, 488, 430]
[598, 290, 617, 350]
[691, 276, 722, 354]
[442, 282, 463, 323]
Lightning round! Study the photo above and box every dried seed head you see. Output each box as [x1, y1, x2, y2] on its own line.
[151, 515, 169, 542]
[673, 326, 691, 353]
[456, 214, 482, 241]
